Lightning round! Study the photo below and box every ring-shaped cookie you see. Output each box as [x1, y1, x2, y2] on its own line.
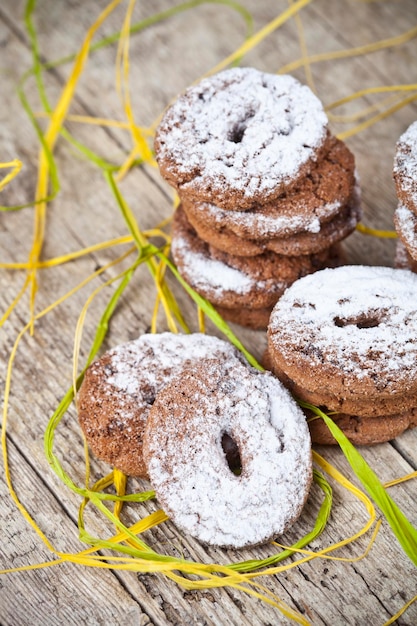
[171, 205, 338, 310]
[267, 265, 417, 400]
[143, 358, 312, 549]
[155, 67, 329, 210]
[78, 333, 244, 476]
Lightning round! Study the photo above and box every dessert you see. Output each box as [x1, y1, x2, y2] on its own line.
[155, 67, 360, 328]
[78, 333, 245, 476]
[143, 357, 312, 548]
[266, 265, 417, 444]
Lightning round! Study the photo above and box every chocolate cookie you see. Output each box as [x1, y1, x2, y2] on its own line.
[393, 120, 417, 214]
[307, 409, 417, 446]
[155, 67, 330, 210]
[263, 354, 417, 418]
[184, 187, 361, 257]
[267, 265, 417, 429]
[171, 205, 342, 317]
[181, 135, 355, 244]
[143, 358, 312, 549]
[215, 304, 274, 330]
[78, 333, 244, 476]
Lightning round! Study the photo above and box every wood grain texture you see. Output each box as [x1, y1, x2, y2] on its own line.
[1, 2, 417, 625]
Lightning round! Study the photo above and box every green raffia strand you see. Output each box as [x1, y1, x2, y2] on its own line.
[300, 402, 417, 566]
[76, 464, 331, 573]
[228, 469, 332, 573]
[44, 255, 157, 503]
[104, 170, 190, 333]
[0, 81, 60, 212]
[0, 0, 59, 213]
[61, 128, 145, 173]
[41, 0, 254, 71]
[158, 249, 263, 370]
[25, 0, 50, 113]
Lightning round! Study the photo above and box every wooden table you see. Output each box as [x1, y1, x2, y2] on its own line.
[1, 1, 417, 624]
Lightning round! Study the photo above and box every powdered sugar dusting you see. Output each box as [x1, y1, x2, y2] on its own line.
[268, 265, 417, 394]
[144, 359, 312, 548]
[394, 203, 417, 258]
[107, 333, 244, 399]
[156, 67, 328, 203]
[394, 120, 417, 209]
[171, 227, 281, 299]
[193, 199, 337, 237]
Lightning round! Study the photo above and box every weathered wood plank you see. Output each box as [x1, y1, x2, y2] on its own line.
[1, 2, 417, 625]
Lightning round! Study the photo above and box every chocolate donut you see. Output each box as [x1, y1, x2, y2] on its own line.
[181, 135, 355, 247]
[143, 358, 312, 548]
[171, 205, 342, 318]
[77, 333, 244, 476]
[183, 187, 361, 257]
[155, 67, 329, 210]
[266, 265, 417, 444]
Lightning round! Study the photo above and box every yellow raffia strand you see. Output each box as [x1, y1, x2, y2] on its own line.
[207, 0, 313, 75]
[36, 110, 154, 136]
[198, 307, 206, 333]
[115, 0, 156, 181]
[328, 92, 410, 125]
[2, 250, 133, 556]
[113, 469, 128, 520]
[383, 594, 417, 625]
[27, 0, 124, 329]
[384, 470, 417, 489]
[290, 0, 316, 94]
[0, 275, 30, 328]
[327, 85, 417, 138]
[147, 243, 179, 334]
[272, 519, 381, 564]
[356, 222, 397, 239]
[336, 91, 417, 141]
[278, 24, 417, 75]
[0, 159, 23, 191]
[326, 83, 417, 112]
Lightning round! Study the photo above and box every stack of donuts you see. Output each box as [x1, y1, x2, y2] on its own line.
[393, 120, 417, 271]
[266, 264, 417, 446]
[155, 67, 361, 328]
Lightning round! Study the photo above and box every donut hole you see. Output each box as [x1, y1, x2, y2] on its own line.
[221, 432, 242, 475]
[333, 310, 386, 329]
[227, 107, 257, 144]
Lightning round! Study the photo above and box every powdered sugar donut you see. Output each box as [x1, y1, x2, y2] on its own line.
[143, 358, 312, 548]
[155, 67, 329, 210]
[307, 409, 417, 446]
[181, 135, 355, 244]
[183, 187, 361, 257]
[78, 333, 245, 477]
[267, 265, 417, 402]
[393, 120, 417, 214]
[171, 205, 340, 313]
